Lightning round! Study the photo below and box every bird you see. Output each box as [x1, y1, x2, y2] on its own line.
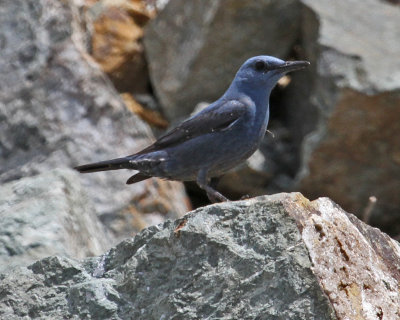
[75, 56, 310, 203]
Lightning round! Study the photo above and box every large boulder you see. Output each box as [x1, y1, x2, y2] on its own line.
[294, 0, 400, 235]
[1, 193, 400, 319]
[0, 0, 190, 242]
[0, 169, 111, 273]
[144, 0, 301, 120]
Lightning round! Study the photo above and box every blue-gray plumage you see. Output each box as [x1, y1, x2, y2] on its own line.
[75, 56, 309, 202]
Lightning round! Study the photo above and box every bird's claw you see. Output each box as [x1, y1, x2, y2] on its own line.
[206, 190, 229, 203]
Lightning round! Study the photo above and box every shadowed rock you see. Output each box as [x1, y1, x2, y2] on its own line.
[294, 0, 400, 235]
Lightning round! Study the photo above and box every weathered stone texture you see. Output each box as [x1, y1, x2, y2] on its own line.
[0, 169, 111, 273]
[296, 0, 400, 234]
[0, 194, 339, 320]
[2, 193, 400, 319]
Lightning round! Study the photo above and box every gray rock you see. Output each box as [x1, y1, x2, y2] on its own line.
[0, 169, 111, 273]
[0, 193, 344, 319]
[301, 0, 400, 92]
[2, 193, 400, 319]
[293, 0, 400, 235]
[0, 0, 189, 241]
[144, 0, 301, 120]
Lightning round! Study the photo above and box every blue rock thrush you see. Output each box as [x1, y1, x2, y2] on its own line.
[75, 56, 309, 202]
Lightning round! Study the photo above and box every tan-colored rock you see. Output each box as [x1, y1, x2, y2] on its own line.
[121, 92, 168, 129]
[280, 193, 400, 320]
[88, 0, 153, 93]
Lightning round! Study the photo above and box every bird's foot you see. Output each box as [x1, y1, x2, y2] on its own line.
[206, 189, 229, 203]
[197, 170, 229, 203]
[239, 194, 251, 200]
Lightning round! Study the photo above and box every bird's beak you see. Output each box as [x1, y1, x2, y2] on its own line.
[276, 60, 310, 73]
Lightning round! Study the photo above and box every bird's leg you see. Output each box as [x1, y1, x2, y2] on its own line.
[207, 177, 223, 203]
[197, 169, 228, 203]
[209, 177, 220, 189]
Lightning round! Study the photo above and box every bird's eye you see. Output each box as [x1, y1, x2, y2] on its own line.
[254, 61, 266, 71]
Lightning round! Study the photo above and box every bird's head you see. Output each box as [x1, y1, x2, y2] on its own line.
[233, 55, 310, 92]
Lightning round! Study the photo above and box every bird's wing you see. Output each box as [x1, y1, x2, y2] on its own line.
[135, 100, 250, 155]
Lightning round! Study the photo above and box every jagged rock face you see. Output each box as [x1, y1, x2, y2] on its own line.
[1, 193, 399, 319]
[0, 0, 189, 243]
[0, 169, 112, 273]
[287, 194, 400, 320]
[295, 0, 400, 235]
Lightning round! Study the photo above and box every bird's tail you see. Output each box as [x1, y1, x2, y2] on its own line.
[74, 157, 135, 173]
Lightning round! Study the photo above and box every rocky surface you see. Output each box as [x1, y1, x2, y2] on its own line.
[295, 0, 400, 235]
[291, 193, 400, 320]
[0, 169, 111, 273]
[0, 0, 189, 243]
[144, 0, 301, 120]
[0, 194, 330, 319]
[1, 193, 399, 319]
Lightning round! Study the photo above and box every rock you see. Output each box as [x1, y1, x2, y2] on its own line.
[144, 0, 301, 120]
[145, 0, 170, 11]
[293, 0, 400, 235]
[121, 92, 168, 129]
[2, 193, 400, 319]
[0, 0, 190, 241]
[0, 169, 111, 273]
[0, 193, 331, 319]
[87, 0, 153, 94]
[291, 193, 400, 320]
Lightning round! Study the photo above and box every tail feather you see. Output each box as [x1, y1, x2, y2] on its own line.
[126, 173, 152, 184]
[74, 157, 133, 173]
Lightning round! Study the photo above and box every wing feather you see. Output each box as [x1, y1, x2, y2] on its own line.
[135, 100, 249, 155]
